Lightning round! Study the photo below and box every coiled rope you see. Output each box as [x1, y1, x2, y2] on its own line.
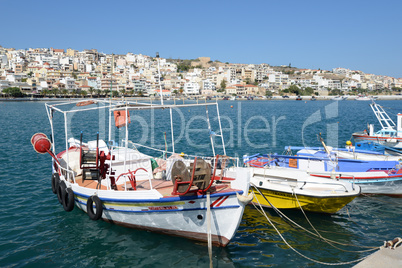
[250, 183, 377, 266]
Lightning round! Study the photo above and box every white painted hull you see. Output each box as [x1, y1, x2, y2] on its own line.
[353, 134, 402, 149]
[66, 167, 250, 247]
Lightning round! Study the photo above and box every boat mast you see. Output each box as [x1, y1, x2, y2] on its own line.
[108, 54, 114, 142]
[370, 101, 396, 130]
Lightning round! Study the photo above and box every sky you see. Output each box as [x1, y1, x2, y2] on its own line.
[1, 0, 402, 78]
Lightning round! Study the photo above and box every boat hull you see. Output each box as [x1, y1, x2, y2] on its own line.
[248, 167, 360, 214]
[251, 187, 358, 214]
[71, 183, 246, 247]
[353, 133, 402, 149]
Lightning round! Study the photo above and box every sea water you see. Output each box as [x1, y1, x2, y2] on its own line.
[0, 99, 401, 267]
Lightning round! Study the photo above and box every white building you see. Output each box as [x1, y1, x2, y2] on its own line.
[183, 81, 200, 95]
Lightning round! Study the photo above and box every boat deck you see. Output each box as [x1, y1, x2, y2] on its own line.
[73, 176, 235, 197]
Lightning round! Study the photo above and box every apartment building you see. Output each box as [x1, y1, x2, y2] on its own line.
[183, 81, 200, 95]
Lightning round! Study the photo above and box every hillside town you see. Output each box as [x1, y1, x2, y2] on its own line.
[1, 45, 401, 98]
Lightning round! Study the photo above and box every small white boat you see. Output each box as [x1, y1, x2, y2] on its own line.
[352, 101, 402, 149]
[355, 95, 372, 101]
[333, 95, 347, 101]
[32, 99, 251, 247]
[245, 150, 402, 196]
[247, 166, 360, 214]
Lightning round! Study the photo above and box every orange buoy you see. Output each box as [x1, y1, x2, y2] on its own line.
[230, 105, 233, 108]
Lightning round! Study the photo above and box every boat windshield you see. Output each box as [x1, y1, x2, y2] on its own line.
[376, 130, 397, 137]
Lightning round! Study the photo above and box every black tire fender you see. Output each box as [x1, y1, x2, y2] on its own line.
[62, 187, 75, 212]
[51, 173, 60, 194]
[86, 195, 103, 220]
[57, 181, 66, 204]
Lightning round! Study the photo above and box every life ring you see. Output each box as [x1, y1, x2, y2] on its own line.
[57, 181, 66, 204]
[51, 173, 60, 194]
[62, 187, 75, 212]
[87, 195, 103, 220]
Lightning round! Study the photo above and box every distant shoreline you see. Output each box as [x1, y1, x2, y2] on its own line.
[1, 95, 402, 102]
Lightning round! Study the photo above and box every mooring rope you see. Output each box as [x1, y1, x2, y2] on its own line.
[249, 184, 377, 265]
[292, 189, 378, 253]
[251, 184, 378, 251]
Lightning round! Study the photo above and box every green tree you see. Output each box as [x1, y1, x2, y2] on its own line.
[329, 89, 343, 96]
[80, 90, 88, 98]
[88, 87, 94, 97]
[302, 87, 314, 96]
[220, 80, 227, 91]
[287, 85, 301, 95]
[62, 89, 68, 97]
[2, 87, 25, 97]
[41, 89, 50, 97]
[51, 88, 59, 97]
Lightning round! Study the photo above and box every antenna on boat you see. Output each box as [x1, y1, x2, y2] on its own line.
[156, 52, 163, 105]
[318, 133, 331, 155]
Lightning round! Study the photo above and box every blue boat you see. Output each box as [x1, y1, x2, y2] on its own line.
[244, 150, 402, 196]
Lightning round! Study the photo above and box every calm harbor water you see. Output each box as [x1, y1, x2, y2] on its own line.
[0, 99, 401, 267]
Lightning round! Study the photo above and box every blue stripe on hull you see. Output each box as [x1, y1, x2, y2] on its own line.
[75, 198, 240, 213]
[74, 190, 243, 203]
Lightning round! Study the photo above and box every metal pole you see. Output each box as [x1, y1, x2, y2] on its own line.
[170, 107, 175, 153]
[124, 105, 128, 173]
[216, 103, 226, 155]
[205, 106, 216, 156]
[64, 113, 69, 176]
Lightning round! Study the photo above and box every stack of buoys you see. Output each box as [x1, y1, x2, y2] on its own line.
[31, 133, 51, 154]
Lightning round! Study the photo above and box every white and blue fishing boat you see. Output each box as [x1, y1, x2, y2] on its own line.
[244, 148, 402, 196]
[31, 98, 251, 247]
[352, 101, 402, 149]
